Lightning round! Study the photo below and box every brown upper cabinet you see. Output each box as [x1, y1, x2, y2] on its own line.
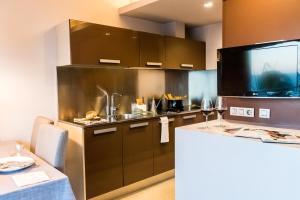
[165, 36, 206, 70]
[70, 19, 139, 67]
[139, 32, 165, 68]
[58, 19, 206, 69]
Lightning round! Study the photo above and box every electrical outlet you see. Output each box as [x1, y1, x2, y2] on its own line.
[230, 106, 254, 117]
[259, 108, 270, 119]
[244, 108, 255, 117]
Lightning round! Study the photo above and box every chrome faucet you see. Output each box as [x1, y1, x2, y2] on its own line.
[110, 93, 122, 117]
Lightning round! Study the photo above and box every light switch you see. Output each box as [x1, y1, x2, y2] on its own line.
[230, 107, 238, 115]
[259, 109, 270, 119]
[238, 108, 244, 116]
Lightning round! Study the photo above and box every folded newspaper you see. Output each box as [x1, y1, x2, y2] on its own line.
[231, 128, 300, 144]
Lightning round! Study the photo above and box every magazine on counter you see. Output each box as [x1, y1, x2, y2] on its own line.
[233, 128, 266, 139]
[229, 128, 300, 144]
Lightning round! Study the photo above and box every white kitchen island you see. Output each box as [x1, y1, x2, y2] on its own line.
[175, 120, 300, 200]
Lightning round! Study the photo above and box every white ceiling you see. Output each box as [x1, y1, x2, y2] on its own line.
[119, 0, 222, 26]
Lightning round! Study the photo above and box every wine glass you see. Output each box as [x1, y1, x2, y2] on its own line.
[200, 98, 214, 128]
[15, 143, 24, 156]
[215, 96, 228, 127]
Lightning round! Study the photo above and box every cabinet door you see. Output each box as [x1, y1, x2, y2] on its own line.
[70, 20, 139, 67]
[153, 117, 176, 175]
[165, 36, 206, 70]
[123, 120, 153, 185]
[176, 113, 204, 127]
[139, 32, 165, 68]
[84, 124, 123, 199]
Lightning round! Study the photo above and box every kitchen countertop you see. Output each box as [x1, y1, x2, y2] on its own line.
[176, 120, 300, 200]
[59, 108, 205, 128]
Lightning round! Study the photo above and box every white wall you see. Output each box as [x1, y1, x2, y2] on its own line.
[191, 22, 222, 70]
[0, 0, 165, 145]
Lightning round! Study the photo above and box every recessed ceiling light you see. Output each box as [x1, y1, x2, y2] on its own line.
[204, 1, 213, 8]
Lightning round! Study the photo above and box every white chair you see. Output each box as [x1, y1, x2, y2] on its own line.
[30, 116, 54, 153]
[35, 124, 68, 171]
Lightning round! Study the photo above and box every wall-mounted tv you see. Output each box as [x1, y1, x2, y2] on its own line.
[217, 39, 300, 97]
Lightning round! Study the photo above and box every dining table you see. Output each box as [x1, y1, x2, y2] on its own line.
[0, 141, 75, 200]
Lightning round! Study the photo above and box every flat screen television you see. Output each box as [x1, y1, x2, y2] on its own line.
[217, 39, 300, 97]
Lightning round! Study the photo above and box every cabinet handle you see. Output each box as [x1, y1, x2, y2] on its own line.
[130, 122, 149, 129]
[180, 64, 194, 68]
[94, 127, 117, 135]
[183, 115, 197, 120]
[159, 118, 175, 123]
[146, 62, 162, 67]
[99, 59, 121, 64]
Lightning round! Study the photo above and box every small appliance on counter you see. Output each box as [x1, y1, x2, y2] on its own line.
[131, 97, 147, 115]
[164, 93, 186, 112]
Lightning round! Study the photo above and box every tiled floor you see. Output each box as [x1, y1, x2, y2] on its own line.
[117, 178, 175, 200]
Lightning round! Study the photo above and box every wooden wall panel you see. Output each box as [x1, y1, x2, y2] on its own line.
[223, 0, 300, 48]
[224, 97, 300, 129]
[223, 0, 300, 127]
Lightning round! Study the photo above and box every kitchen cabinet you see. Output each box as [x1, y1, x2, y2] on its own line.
[139, 32, 165, 68]
[84, 124, 123, 199]
[57, 19, 206, 69]
[59, 111, 208, 200]
[70, 19, 139, 66]
[176, 113, 205, 127]
[165, 36, 206, 70]
[123, 120, 154, 185]
[153, 117, 177, 175]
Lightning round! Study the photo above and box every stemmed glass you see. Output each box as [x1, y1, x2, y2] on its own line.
[15, 143, 24, 156]
[200, 98, 214, 129]
[215, 96, 228, 127]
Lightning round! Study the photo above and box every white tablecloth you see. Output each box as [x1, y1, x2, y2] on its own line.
[0, 141, 75, 200]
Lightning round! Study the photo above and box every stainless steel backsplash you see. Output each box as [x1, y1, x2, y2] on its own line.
[57, 66, 217, 121]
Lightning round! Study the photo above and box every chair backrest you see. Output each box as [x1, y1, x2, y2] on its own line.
[30, 116, 54, 153]
[35, 124, 68, 171]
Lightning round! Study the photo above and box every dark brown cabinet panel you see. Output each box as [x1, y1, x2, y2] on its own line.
[165, 36, 206, 70]
[123, 120, 154, 185]
[139, 32, 165, 68]
[70, 19, 139, 66]
[176, 113, 205, 127]
[153, 117, 176, 175]
[84, 124, 123, 199]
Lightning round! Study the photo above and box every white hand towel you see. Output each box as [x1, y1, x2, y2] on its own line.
[160, 117, 169, 143]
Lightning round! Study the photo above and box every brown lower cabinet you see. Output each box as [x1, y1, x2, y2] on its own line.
[153, 117, 177, 175]
[83, 112, 206, 198]
[123, 120, 154, 185]
[84, 124, 123, 199]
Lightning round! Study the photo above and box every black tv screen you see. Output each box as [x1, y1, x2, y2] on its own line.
[218, 40, 300, 97]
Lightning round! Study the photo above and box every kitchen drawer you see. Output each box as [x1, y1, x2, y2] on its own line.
[176, 113, 205, 127]
[84, 124, 123, 199]
[153, 117, 177, 175]
[122, 120, 154, 185]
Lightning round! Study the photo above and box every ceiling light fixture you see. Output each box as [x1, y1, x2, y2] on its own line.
[203, 1, 213, 8]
